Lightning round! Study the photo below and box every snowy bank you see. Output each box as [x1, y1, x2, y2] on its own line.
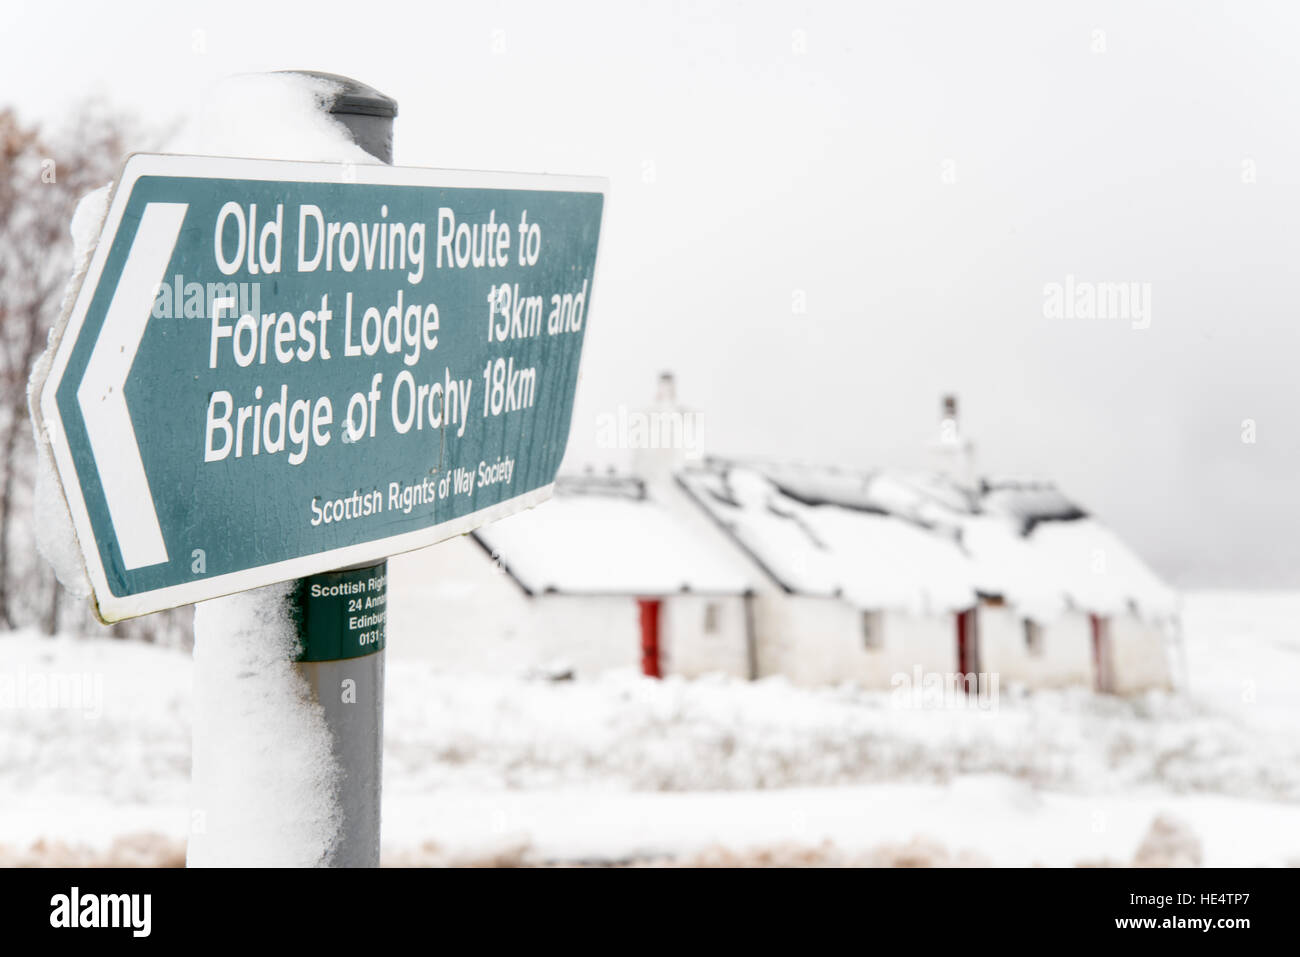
[0, 591, 1296, 865]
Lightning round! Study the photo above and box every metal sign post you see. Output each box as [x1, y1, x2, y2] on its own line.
[292, 560, 388, 866]
[290, 74, 393, 867]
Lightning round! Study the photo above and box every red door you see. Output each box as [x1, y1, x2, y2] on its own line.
[638, 598, 662, 678]
[1090, 614, 1114, 693]
[956, 608, 979, 694]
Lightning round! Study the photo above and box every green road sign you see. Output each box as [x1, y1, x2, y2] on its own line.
[33, 154, 606, 621]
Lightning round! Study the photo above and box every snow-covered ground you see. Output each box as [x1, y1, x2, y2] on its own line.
[0, 591, 1296, 865]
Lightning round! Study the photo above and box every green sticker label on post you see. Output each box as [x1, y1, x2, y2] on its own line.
[294, 563, 387, 662]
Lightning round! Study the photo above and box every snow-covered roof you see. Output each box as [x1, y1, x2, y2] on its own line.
[472, 457, 1177, 620]
[474, 474, 756, 596]
[679, 465, 977, 615]
[678, 460, 1178, 622]
[979, 478, 1087, 533]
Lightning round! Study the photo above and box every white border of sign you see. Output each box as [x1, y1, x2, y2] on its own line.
[33, 153, 609, 622]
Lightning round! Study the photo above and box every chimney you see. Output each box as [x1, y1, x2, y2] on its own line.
[632, 371, 702, 485]
[655, 371, 677, 406]
[932, 393, 975, 488]
[940, 394, 959, 445]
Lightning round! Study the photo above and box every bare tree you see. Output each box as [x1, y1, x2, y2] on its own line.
[0, 101, 187, 643]
[0, 108, 69, 629]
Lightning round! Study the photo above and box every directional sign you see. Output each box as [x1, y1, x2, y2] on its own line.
[34, 154, 606, 621]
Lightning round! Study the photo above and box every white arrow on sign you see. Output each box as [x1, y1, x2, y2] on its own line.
[75, 201, 188, 571]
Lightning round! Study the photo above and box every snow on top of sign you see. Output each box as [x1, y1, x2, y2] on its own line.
[167, 72, 378, 164]
[475, 476, 756, 596]
[679, 461, 1177, 622]
[68, 185, 112, 265]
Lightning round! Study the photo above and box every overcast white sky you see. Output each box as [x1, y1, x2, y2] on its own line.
[3, 0, 1298, 586]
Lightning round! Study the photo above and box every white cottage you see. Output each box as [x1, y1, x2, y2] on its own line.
[387, 381, 1180, 694]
